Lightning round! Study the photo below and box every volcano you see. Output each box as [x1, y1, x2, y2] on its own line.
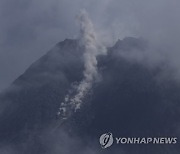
[0, 37, 180, 154]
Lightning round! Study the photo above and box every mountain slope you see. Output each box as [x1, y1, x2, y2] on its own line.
[0, 37, 180, 154]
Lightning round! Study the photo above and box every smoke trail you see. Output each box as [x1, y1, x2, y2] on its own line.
[57, 10, 106, 119]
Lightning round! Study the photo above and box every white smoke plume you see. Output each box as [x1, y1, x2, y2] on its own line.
[57, 10, 106, 119]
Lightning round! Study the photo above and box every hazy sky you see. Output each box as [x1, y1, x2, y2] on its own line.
[0, 0, 180, 92]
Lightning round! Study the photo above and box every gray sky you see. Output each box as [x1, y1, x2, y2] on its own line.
[0, 0, 180, 92]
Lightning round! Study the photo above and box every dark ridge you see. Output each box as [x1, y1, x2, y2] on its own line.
[0, 37, 180, 154]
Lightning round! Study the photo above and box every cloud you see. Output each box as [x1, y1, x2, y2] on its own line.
[0, 0, 180, 90]
[57, 10, 106, 119]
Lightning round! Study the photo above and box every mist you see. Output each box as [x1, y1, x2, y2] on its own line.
[0, 1, 180, 153]
[58, 10, 107, 119]
[0, 0, 180, 89]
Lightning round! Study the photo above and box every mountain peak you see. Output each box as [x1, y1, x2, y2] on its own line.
[113, 37, 147, 51]
[56, 39, 78, 47]
[0, 37, 180, 154]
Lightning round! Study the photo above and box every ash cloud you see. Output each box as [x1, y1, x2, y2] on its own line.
[1, 0, 180, 91]
[58, 10, 106, 118]
[0, 2, 180, 153]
